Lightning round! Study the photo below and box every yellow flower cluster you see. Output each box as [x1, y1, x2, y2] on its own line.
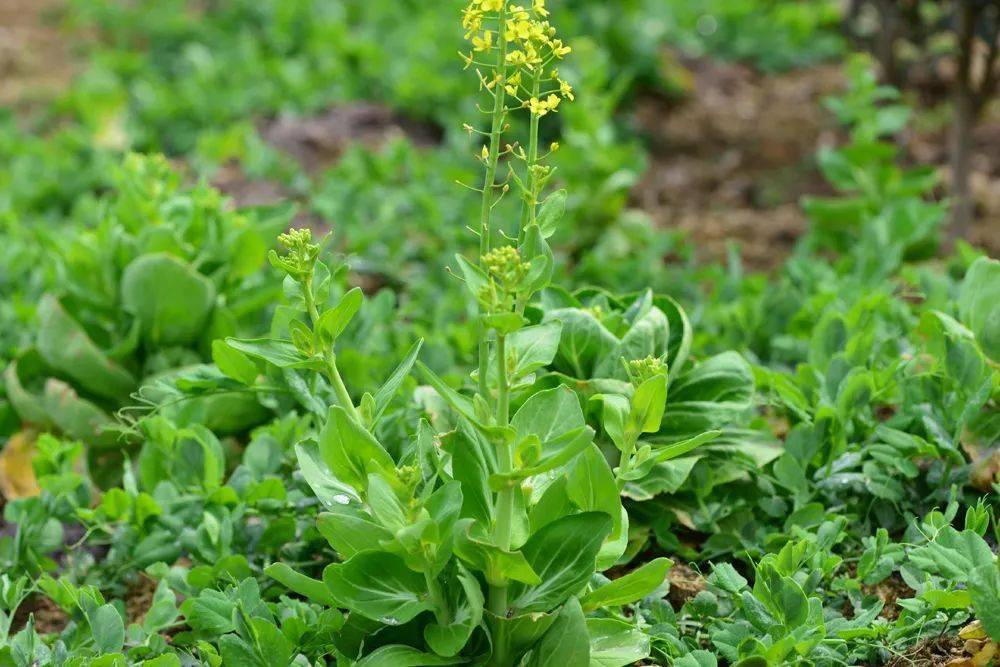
[461, 0, 574, 116]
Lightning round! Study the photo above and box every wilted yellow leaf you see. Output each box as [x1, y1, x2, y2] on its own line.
[0, 429, 41, 500]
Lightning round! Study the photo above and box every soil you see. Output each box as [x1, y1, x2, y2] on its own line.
[886, 634, 968, 667]
[209, 102, 443, 234]
[666, 562, 707, 610]
[0, 0, 75, 110]
[258, 103, 441, 175]
[632, 58, 844, 271]
[633, 55, 1000, 270]
[11, 594, 69, 635]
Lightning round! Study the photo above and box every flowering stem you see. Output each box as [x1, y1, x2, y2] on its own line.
[518, 74, 542, 244]
[476, 4, 510, 405]
[303, 276, 362, 425]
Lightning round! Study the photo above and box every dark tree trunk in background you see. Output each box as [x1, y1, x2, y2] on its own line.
[875, 0, 902, 86]
[949, 0, 1000, 243]
[950, 1, 977, 242]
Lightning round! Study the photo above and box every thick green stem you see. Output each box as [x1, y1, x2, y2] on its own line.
[489, 333, 513, 617]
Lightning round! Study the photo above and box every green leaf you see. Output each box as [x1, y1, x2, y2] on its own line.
[317, 508, 393, 558]
[959, 256, 1000, 361]
[265, 563, 338, 606]
[619, 431, 721, 481]
[508, 512, 613, 613]
[226, 338, 324, 371]
[544, 308, 618, 379]
[455, 255, 490, 303]
[372, 339, 423, 424]
[661, 352, 753, 436]
[295, 441, 362, 509]
[121, 253, 217, 346]
[355, 645, 466, 666]
[318, 287, 364, 342]
[970, 562, 1000, 641]
[512, 386, 586, 444]
[629, 374, 666, 434]
[453, 521, 540, 587]
[536, 189, 567, 239]
[490, 322, 562, 385]
[567, 444, 622, 539]
[89, 604, 125, 655]
[36, 296, 136, 402]
[318, 405, 394, 492]
[324, 551, 431, 624]
[587, 618, 651, 667]
[424, 563, 484, 657]
[580, 558, 672, 612]
[909, 527, 994, 582]
[213, 340, 258, 385]
[526, 597, 589, 666]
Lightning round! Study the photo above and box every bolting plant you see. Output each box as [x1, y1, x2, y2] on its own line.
[234, 1, 667, 663]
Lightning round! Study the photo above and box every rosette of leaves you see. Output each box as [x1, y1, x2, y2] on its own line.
[3, 155, 286, 477]
[531, 287, 763, 542]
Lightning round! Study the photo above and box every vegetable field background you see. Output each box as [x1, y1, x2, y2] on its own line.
[0, 0, 998, 665]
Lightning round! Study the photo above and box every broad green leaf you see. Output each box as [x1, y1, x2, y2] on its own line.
[512, 386, 585, 444]
[355, 645, 465, 666]
[629, 374, 666, 434]
[567, 444, 622, 538]
[970, 562, 1000, 641]
[226, 338, 324, 371]
[909, 527, 994, 582]
[536, 189, 567, 238]
[295, 441, 362, 509]
[526, 597, 589, 666]
[318, 287, 364, 342]
[487, 610, 556, 665]
[212, 340, 258, 385]
[508, 512, 613, 613]
[489, 322, 562, 385]
[324, 551, 431, 624]
[587, 618, 651, 667]
[581, 558, 672, 611]
[453, 521, 540, 587]
[317, 507, 393, 558]
[318, 405, 394, 491]
[661, 352, 753, 436]
[121, 253, 216, 346]
[372, 339, 423, 424]
[424, 563, 484, 657]
[36, 296, 136, 402]
[264, 563, 338, 606]
[959, 256, 1000, 361]
[89, 604, 125, 655]
[544, 308, 618, 378]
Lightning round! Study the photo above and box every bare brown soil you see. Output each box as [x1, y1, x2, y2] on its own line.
[0, 0, 74, 109]
[666, 562, 707, 610]
[633, 59, 844, 270]
[634, 56, 999, 269]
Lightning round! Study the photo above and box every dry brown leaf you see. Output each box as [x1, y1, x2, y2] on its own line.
[0, 428, 41, 500]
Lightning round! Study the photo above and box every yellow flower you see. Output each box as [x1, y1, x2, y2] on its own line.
[506, 50, 528, 67]
[533, 0, 549, 16]
[559, 80, 574, 100]
[527, 95, 559, 116]
[551, 39, 571, 57]
[480, 0, 504, 11]
[481, 145, 490, 160]
[472, 30, 494, 52]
